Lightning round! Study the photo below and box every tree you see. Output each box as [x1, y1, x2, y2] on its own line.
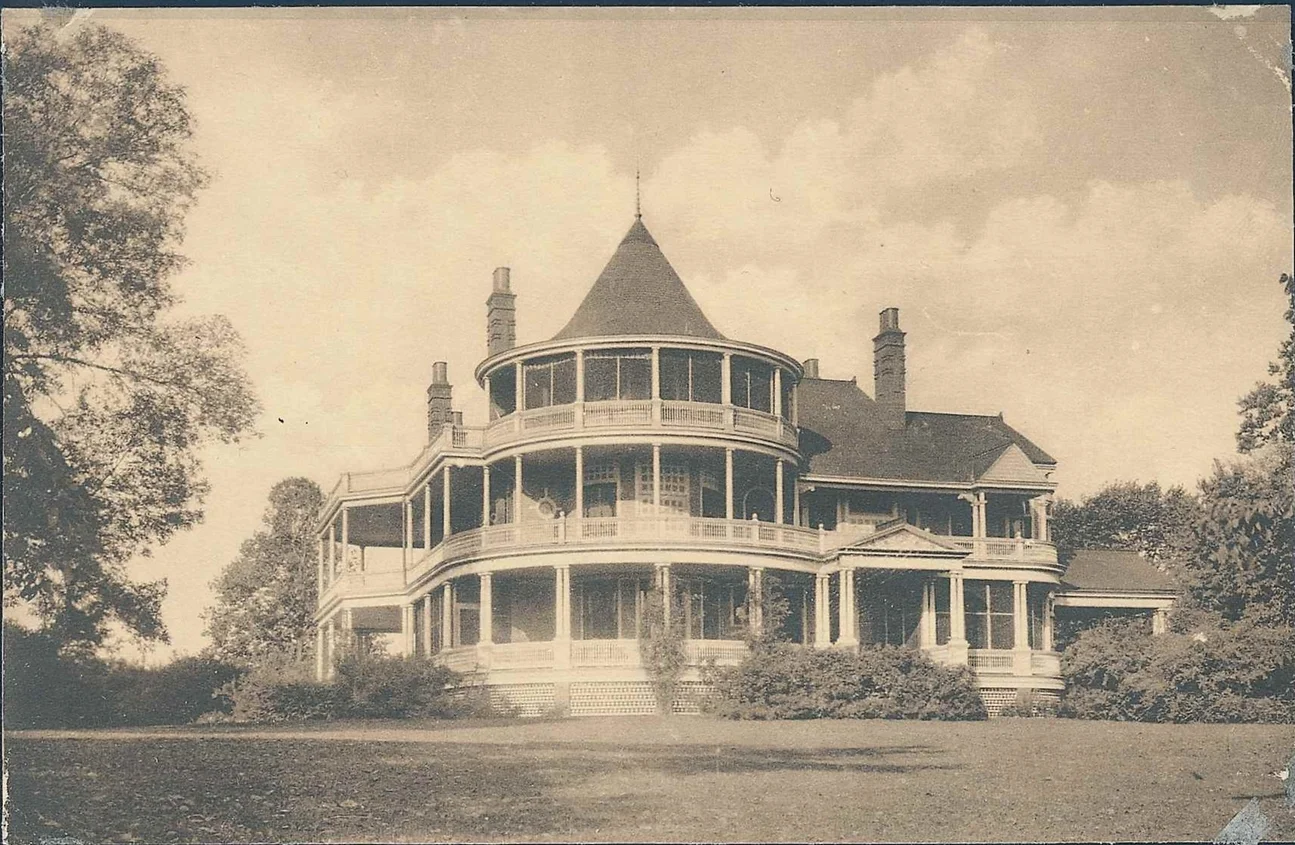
[1237, 273, 1295, 455]
[3, 22, 259, 648]
[1049, 481, 1199, 570]
[204, 478, 323, 666]
[1186, 451, 1294, 627]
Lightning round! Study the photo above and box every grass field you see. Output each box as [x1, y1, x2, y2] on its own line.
[6, 717, 1294, 843]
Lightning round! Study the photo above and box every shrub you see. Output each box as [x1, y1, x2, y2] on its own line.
[333, 652, 461, 718]
[1059, 613, 1295, 723]
[3, 624, 243, 727]
[221, 659, 345, 722]
[709, 643, 986, 721]
[100, 656, 244, 726]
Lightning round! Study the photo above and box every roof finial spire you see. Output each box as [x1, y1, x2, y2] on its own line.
[634, 167, 642, 220]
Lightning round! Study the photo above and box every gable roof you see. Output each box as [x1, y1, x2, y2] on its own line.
[1060, 549, 1179, 594]
[797, 377, 1056, 484]
[838, 522, 969, 557]
[552, 218, 725, 342]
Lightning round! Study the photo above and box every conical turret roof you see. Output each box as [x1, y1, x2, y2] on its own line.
[552, 219, 725, 341]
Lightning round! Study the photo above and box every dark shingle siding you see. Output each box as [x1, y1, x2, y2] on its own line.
[1060, 549, 1178, 593]
[553, 219, 725, 342]
[797, 377, 1056, 483]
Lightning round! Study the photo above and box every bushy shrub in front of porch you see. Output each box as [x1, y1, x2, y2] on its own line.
[221, 652, 464, 721]
[708, 644, 987, 720]
[1059, 614, 1295, 723]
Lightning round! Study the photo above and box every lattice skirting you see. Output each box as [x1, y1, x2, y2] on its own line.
[980, 687, 1061, 717]
[569, 681, 659, 716]
[488, 683, 557, 718]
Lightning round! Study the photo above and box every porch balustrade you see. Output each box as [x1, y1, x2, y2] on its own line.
[319, 569, 405, 604]
[683, 639, 748, 665]
[440, 646, 480, 672]
[490, 641, 556, 669]
[944, 536, 1057, 564]
[483, 399, 797, 448]
[570, 639, 640, 667]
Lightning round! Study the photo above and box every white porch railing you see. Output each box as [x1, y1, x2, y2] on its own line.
[684, 639, 749, 665]
[320, 569, 404, 603]
[570, 639, 640, 667]
[439, 646, 479, 672]
[483, 399, 797, 448]
[967, 649, 1016, 673]
[944, 537, 1057, 564]
[490, 641, 555, 669]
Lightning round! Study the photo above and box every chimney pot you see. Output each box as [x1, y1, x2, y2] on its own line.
[492, 267, 511, 293]
[431, 361, 449, 385]
[879, 307, 900, 333]
[802, 358, 820, 379]
[427, 363, 454, 440]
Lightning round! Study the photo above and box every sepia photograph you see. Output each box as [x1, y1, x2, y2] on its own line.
[2, 5, 1293, 843]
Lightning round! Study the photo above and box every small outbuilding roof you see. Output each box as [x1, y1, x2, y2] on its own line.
[1059, 549, 1178, 594]
[552, 218, 725, 342]
[797, 377, 1056, 484]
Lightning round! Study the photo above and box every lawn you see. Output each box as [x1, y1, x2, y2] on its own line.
[6, 717, 1294, 843]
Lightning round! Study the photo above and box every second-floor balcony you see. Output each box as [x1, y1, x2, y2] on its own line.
[483, 399, 798, 450]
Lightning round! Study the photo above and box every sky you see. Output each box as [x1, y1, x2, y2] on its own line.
[5, 6, 1292, 661]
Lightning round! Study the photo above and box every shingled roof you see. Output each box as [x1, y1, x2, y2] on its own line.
[1060, 549, 1178, 593]
[552, 218, 725, 342]
[797, 377, 1056, 483]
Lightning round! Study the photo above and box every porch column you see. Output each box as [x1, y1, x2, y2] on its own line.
[1033, 494, 1051, 542]
[747, 567, 764, 635]
[921, 579, 938, 647]
[652, 444, 662, 512]
[441, 581, 454, 649]
[514, 455, 524, 524]
[422, 595, 433, 656]
[814, 573, 831, 647]
[553, 566, 571, 669]
[575, 349, 585, 402]
[773, 368, 783, 418]
[1042, 593, 1055, 651]
[326, 619, 337, 679]
[836, 568, 858, 647]
[317, 537, 325, 596]
[725, 448, 735, 521]
[443, 466, 452, 537]
[315, 624, 326, 680]
[656, 563, 672, 627]
[721, 353, 732, 405]
[342, 607, 354, 657]
[651, 346, 661, 426]
[948, 571, 968, 663]
[329, 520, 337, 578]
[402, 603, 416, 657]
[1152, 607, 1169, 636]
[775, 459, 785, 525]
[972, 493, 987, 559]
[423, 482, 432, 550]
[791, 379, 799, 426]
[514, 361, 523, 414]
[479, 573, 494, 650]
[1013, 581, 1031, 674]
[340, 508, 350, 572]
[574, 447, 584, 520]
[482, 463, 491, 527]
[793, 481, 801, 527]
[404, 499, 414, 569]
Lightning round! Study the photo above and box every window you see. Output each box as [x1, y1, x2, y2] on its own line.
[731, 356, 773, 412]
[583, 461, 619, 519]
[965, 581, 1014, 650]
[523, 354, 575, 410]
[575, 577, 645, 639]
[678, 578, 746, 640]
[635, 460, 690, 515]
[660, 349, 722, 404]
[585, 349, 651, 401]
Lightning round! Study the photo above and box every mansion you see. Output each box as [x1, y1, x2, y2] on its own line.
[313, 215, 1175, 716]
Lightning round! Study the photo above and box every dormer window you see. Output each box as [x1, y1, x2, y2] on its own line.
[585, 349, 651, 402]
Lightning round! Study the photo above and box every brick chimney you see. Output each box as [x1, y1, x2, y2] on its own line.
[873, 308, 906, 430]
[802, 358, 820, 379]
[486, 267, 516, 357]
[427, 361, 454, 440]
